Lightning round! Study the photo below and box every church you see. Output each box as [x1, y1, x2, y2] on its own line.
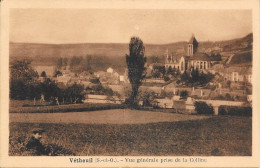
[165, 35, 216, 74]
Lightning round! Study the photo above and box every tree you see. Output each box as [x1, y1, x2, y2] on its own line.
[53, 70, 62, 77]
[125, 37, 147, 106]
[225, 93, 233, 100]
[65, 83, 85, 103]
[164, 76, 170, 82]
[167, 66, 173, 75]
[137, 90, 156, 107]
[63, 57, 68, 68]
[40, 71, 47, 77]
[57, 58, 63, 70]
[162, 66, 166, 76]
[70, 56, 83, 73]
[191, 68, 199, 83]
[180, 70, 190, 84]
[10, 59, 39, 99]
[226, 80, 231, 88]
[10, 59, 39, 82]
[39, 78, 60, 101]
[176, 68, 181, 76]
[149, 55, 159, 64]
[180, 90, 189, 99]
[194, 101, 214, 115]
[172, 66, 176, 76]
[86, 55, 93, 71]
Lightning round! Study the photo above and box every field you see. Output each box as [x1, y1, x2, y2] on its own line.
[9, 109, 252, 156]
[10, 109, 210, 124]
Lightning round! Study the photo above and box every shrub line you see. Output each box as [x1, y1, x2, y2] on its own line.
[10, 103, 126, 113]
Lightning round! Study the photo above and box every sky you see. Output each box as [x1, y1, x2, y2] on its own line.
[10, 9, 252, 44]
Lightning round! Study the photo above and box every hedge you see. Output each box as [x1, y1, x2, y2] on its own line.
[219, 106, 252, 116]
[10, 103, 126, 113]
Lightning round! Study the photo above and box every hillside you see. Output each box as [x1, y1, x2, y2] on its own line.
[227, 51, 252, 66]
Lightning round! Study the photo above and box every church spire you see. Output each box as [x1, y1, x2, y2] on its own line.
[187, 34, 198, 56]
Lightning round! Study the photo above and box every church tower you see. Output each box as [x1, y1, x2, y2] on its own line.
[166, 49, 172, 63]
[187, 34, 198, 56]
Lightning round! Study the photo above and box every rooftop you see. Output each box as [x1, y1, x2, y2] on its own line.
[189, 52, 212, 61]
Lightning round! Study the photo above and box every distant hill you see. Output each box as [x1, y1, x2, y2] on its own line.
[221, 33, 252, 52]
[10, 33, 252, 66]
[10, 42, 187, 59]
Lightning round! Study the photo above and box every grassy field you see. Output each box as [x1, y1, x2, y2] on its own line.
[9, 115, 251, 156]
[10, 109, 210, 124]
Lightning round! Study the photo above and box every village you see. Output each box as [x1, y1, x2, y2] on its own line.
[7, 6, 256, 159]
[33, 34, 252, 115]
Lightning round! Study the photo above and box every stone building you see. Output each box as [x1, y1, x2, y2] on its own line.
[165, 34, 219, 73]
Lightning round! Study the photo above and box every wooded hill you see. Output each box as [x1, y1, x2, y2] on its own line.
[10, 33, 252, 69]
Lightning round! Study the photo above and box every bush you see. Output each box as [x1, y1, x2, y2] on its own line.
[225, 93, 233, 101]
[90, 78, 100, 84]
[194, 101, 214, 115]
[180, 90, 188, 99]
[219, 106, 252, 116]
[137, 90, 156, 107]
[164, 76, 170, 82]
[53, 70, 62, 77]
[40, 71, 47, 77]
[64, 83, 85, 103]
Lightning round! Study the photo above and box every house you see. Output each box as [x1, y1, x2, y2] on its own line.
[79, 81, 92, 88]
[84, 94, 123, 104]
[213, 46, 223, 52]
[242, 67, 252, 84]
[108, 84, 125, 95]
[247, 95, 252, 102]
[185, 97, 196, 112]
[143, 78, 165, 84]
[119, 75, 125, 82]
[191, 88, 211, 98]
[95, 71, 120, 85]
[56, 75, 71, 84]
[223, 66, 252, 83]
[84, 95, 109, 104]
[107, 67, 114, 73]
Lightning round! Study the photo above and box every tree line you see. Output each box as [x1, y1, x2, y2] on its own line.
[179, 68, 214, 86]
[56, 55, 126, 74]
[10, 59, 85, 104]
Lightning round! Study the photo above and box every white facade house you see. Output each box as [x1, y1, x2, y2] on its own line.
[119, 75, 125, 82]
[107, 67, 114, 73]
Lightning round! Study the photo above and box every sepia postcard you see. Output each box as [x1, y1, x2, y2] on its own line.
[1, 0, 260, 167]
